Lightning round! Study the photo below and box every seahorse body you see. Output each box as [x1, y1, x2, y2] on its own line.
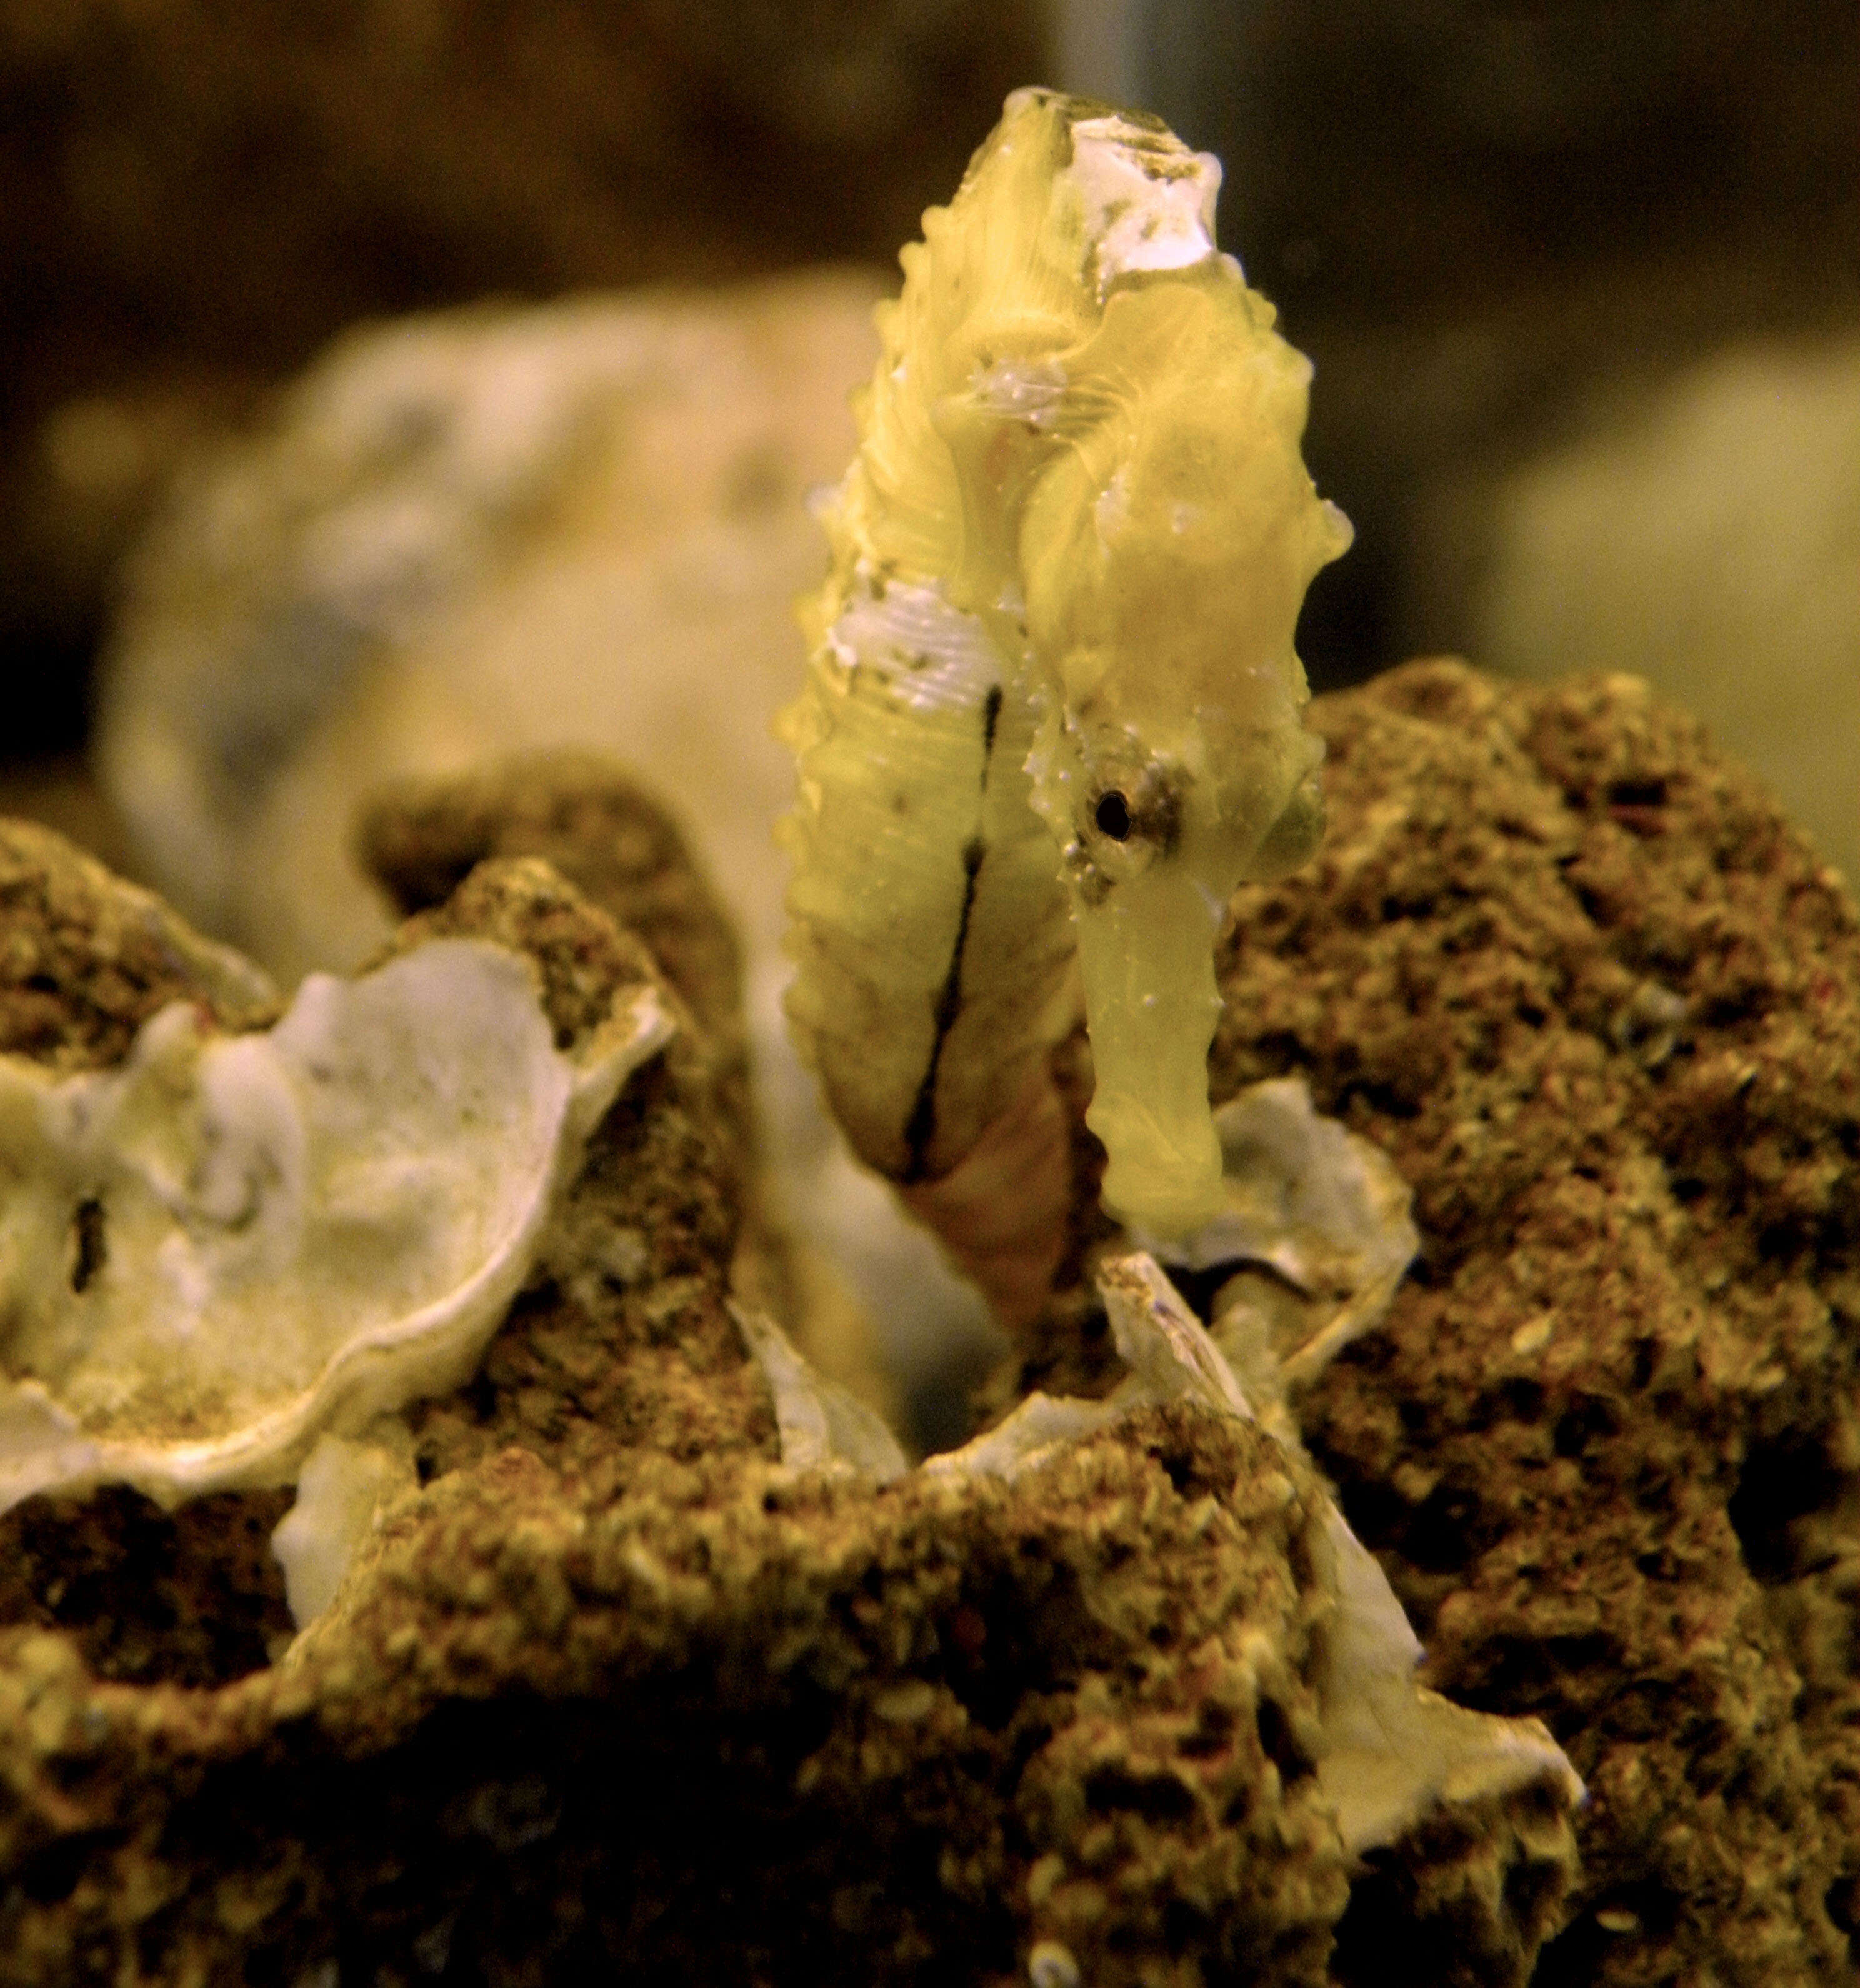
[781, 88, 1349, 1250]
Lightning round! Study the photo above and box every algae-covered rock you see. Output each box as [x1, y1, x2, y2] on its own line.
[1198, 661, 1860, 1985]
[0, 818, 278, 1066]
[0, 771, 1584, 1987]
[2, 666, 1852, 1985]
[354, 751, 892, 1426]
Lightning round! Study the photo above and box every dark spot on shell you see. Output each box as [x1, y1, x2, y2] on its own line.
[70, 1197, 106, 1293]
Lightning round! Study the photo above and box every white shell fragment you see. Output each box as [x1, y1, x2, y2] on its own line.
[1063, 107, 1223, 299]
[272, 1423, 418, 1628]
[923, 1249, 1255, 1484]
[1136, 1077, 1420, 1398]
[927, 1250, 1582, 1858]
[1312, 1501, 1583, 1855]
[918, 1388, 1112, 1485]
[0, 938, 673, 1512]
[732, 1303, 909, 1483]
[1097, 1252, 1255, 1418]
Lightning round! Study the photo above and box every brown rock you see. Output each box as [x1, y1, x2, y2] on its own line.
[12, 659, 1846, 1984]
[0, 808, 1376, 1986]
[0, 1407, 1365, 1987]
[361, 751, 747, 1093]
[1201, 661, 1859, 1985]
[0, 816, 277, 1070]
[354, 751, 906, 1425]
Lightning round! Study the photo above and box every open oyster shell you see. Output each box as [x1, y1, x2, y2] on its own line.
[0, 936, 672, 1511]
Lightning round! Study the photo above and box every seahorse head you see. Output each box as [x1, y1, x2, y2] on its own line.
[1008, 101, 1352, 1237]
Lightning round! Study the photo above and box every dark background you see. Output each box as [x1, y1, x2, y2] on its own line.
[2, 0, 1855, 767]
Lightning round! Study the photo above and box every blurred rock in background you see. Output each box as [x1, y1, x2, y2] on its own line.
[96, 276, 876, 980]
[1423, 333, 1860, 883]
[0, 0, 1045, 758]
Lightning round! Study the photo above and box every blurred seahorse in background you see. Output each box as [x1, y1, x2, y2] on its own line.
[779, 88, 1351, 1323]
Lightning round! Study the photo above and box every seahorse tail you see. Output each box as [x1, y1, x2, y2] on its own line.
[896, 1060, 1072, 1330]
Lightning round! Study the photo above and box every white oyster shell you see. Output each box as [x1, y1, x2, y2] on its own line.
[1128, 1076, 1419, 1443]
[0, 937, 672, 1512]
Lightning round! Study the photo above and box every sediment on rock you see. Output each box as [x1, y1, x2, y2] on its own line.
[360, 751, 749, 1152]
[0, 779, 1576, 1987]
[0, 816, 278, 1068]
[3, 659, 1852, 1985]
[1198, 661, 1858, 1987]
[0, 800, 1388, 1987]
[354, 751, 887, 1417]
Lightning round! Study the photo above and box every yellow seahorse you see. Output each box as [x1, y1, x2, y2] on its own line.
[779, 89, 1349, 1309]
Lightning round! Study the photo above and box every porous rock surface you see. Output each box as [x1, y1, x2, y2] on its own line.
[359, 752, 754, 1180]
[1201, 661, 1857, 1986]
[3, 665, 1852, 1986]
[0, 779, 1519, 1988]
[354, 751, 894, 1424]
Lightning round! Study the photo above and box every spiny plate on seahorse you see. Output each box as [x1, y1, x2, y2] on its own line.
[780, 88, 1349, 1283]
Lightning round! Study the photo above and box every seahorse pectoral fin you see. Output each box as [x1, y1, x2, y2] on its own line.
[1072, 866, 1229, 1238]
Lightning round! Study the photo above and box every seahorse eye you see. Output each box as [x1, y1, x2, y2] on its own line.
[1094, 791, 1132, 841]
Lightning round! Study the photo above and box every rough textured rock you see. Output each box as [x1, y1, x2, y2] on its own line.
[360, 753, 752, 1157]
[1202, 661, 1857, 1986]
[3, 661, 1852, 1985]
[998, 659, 1859, 1984]
[354, 751, 896, 1426]
[0, 816, 278, 1068]
[0, 798, 1581, 1988]
[0, 1410, 1371, 1988]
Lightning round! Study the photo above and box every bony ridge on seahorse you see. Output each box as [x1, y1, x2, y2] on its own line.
[779, 88, 1351, 1323]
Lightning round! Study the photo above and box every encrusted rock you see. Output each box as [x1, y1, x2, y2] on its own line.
[1202, 660, 1859, 1986]
[355, 752, 894, 1425]
[2, 661, 1852, 1985]
[0, 780, 1578, 1986]
[0, 817, 278, 1067]
[0, 918, 668, 1519]
[360, 751, 750, 1152]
